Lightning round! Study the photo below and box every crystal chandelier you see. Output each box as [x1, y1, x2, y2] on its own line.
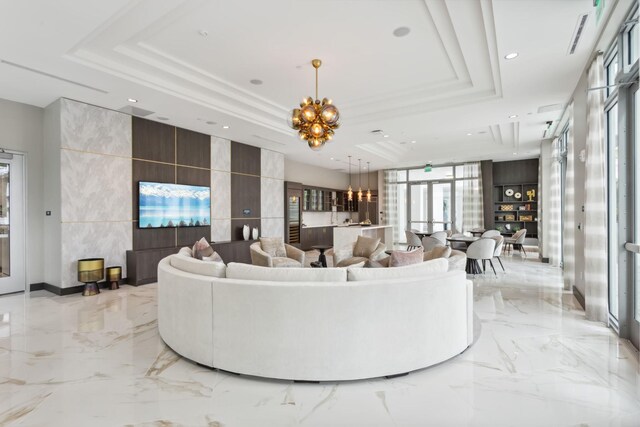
[288, 59, 340, 151]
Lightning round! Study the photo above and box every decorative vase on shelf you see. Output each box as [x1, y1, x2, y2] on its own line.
[252, 227, 259, 240]
[242, 224, 250, 241]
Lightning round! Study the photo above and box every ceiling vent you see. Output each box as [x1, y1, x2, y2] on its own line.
[118, 105, 154, 117]
[0, 59, 108, 93]
[537, 103, 564, 114]
[568, 14, 589, 55]
[370, 130, 385, 135]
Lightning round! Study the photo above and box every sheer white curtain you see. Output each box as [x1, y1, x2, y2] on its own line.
[462, 162, 484, 232]
[563, 103, 575, 292]
[548, 138, 562, 267]
[584, 54, 608, 322]
[384, 170, 399, 246]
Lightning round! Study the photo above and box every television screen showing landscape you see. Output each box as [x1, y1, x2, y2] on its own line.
[139, 181, 210, 228]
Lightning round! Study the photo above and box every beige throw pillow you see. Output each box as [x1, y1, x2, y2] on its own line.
[353, 235, 380, 258]
[423, 246, 452, 261]
[203, 251, 223, 263]
[192, 237, 214, 260]
[260, 237, 287, 257]
[389, 248, 423, 267]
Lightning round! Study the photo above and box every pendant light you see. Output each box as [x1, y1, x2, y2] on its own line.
[357, 159, 363, 202]
[347, 156, 353, 202]
[366, 162, 372, 202]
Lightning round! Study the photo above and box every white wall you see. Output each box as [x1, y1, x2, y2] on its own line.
[43, 101, 61, 287]
[539, 140, 553, 260]
[0, 98, 44, 287]
[284, 158, 350, 189]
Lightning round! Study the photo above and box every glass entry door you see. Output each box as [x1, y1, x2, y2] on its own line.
[629, 84, 639, 349]
[409, 181, 453, 233]
[0, 154, 25, 295]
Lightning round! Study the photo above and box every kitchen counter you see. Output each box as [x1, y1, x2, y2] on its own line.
[333, 225, 393, 251]
[302, 224, 337, 229]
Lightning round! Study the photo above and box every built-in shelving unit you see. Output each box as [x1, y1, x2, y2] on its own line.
[492, 183, 538, 238]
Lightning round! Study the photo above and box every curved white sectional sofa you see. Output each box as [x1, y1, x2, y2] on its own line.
[158, 254, 474, 381]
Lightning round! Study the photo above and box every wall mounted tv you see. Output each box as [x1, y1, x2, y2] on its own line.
[138, 181, 211, 229]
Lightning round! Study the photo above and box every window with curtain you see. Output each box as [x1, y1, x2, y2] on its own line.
[462, 163, 484, 232]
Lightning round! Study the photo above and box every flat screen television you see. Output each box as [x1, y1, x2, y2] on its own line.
[138, 181, 210, 228]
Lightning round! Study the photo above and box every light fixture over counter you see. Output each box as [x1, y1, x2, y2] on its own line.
[288, 59, 340, 151]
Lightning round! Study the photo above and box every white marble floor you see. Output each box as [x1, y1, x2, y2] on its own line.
[0, 255, 639, 426]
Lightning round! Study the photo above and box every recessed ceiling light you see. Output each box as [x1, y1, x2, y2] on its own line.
[222, 125, 230, 129]
[206, 121, 216, 125]
[157, 117, 169, 121]
[250, 79, 263, 85]
[128, 98, 138, 103]
[383, 134, 389, 138]
[504, 52, 519, 60]
[509, 114, 518, 118]
[393, 27, 411, 37]
[466, 133, 472, 136]
[513, 152, 517, 155]
[411, 140, 416, 144]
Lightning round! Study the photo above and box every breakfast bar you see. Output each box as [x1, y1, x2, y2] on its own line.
[333, 225, 393, 251]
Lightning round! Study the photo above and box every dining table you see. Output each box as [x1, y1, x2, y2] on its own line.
[446, 236, 481, 274]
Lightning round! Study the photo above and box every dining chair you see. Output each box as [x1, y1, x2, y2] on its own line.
[481, 230, 500, 238]
[505, 229, 527, 257]
[449, 233, 468, 251]
[404, 229, 423, 251]
[422, 236, 444, 252]
[430, 231, 448, 244]
[466, 238, 497, 275]
[490, 235, 505, 272]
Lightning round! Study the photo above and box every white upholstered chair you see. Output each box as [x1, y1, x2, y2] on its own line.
[250, 240, 305, 268]
[405, 229, 422, 251]
[481, 230, 500, 238]
[490, 235, 505, 272]
[504, 229, 527, 257]
[422, 236, 445, 252]
[466, 238, 497, 275]
[430, 231, 448, 244]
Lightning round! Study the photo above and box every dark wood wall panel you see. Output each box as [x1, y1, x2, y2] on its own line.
[132, 117, 175, 163]
[212, 240, 254, 265]
[176, 166, 210, 186]
[230, 174, 261, 221]
[231, 219, 261, 241]
[231, 141, 261, 175]
[493, 159, 539, 185]
[177, 226, 212, 247]
[133, 227, 176, 251]
[177, 128, 210, 168]
[481, 160, 494, 230]
[132, 160, 175, 221]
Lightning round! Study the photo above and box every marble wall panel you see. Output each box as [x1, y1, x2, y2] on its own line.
[260, 177, 283, 219]
[211, 137, 230, 172]
[61, 99, 131, 157]
[261, 149, 284, 180]
[211, 219, 231, 242]
[261, 218, 284, 239]
[61, 222, 132, 288]
[211, 171, 230, 220]
[61, 150, 132, 222]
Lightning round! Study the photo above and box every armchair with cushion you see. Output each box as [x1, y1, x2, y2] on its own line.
[250, 237, 305, 268]
[333, 235, 387, 267]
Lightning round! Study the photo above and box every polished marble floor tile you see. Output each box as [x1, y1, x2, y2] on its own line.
[0, 254, 638, 426]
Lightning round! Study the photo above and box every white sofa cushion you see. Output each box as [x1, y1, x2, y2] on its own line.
[170, 253, 226, 278]
[226, 262, 347, 282]
[347, 258, 448, 281]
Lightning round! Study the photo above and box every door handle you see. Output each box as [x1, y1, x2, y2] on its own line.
[624, 242, 640, 253]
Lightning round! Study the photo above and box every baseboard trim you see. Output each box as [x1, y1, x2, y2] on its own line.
[30, 279, 129, 296]
[573, 286, 585, 309]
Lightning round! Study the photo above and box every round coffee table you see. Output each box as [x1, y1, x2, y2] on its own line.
[311, 245, 332, 268]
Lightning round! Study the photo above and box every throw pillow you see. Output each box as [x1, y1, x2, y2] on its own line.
[202, 251, 223, 263]
[192, 237, 214, 260]
[353, 235, 381, 258]
[423, 246, 452, 261]
[260, 237, 287, 257]
[367, 256, 390, 268]
[389, 248, 423, 267]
